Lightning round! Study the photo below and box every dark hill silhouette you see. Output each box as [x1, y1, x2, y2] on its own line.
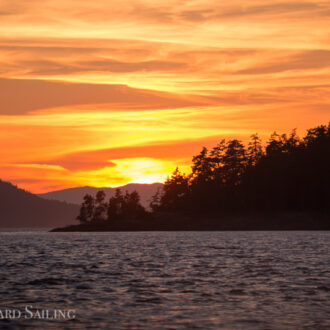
[0, 180, 79, 228]
[38, 183, 163, 208]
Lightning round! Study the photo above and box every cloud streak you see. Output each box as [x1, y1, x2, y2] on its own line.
[0, 78, 208, 115]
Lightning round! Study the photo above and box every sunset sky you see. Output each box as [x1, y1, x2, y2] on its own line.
[1, 0, 330, 193]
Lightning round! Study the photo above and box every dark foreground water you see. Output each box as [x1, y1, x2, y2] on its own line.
[0, 231, 329, 329]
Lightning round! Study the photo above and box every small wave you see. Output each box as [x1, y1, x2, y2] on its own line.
[317, 286, 330, 291]
[229, 289, 245, 295]
[26, 277, 76, 286]
[76, 284, 92, 290]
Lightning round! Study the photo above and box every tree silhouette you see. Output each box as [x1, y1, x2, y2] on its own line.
[149, 187, 162, 212]
[158, 168, 189, 211]
[152, 123, 330, 216]
[122, 190, 147, 219]
[76, 194, 94, 223]
[106, 188, 149, 221]
[107, 188, 124, 221]
[93, 190, 107, 222]
[247, 134, 263, 166]
[222, 139, 247, 186]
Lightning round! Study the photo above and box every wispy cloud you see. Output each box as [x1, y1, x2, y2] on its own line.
[237, 50, 330, 74]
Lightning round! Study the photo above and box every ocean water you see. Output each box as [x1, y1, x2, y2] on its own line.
[0, 231, 329, 329]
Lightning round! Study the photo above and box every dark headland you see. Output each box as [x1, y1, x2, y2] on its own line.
[51, 124, 330, 232]
[51, 212, 329, 232]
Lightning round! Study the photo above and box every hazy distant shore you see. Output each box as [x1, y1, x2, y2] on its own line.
[51, 212, 329, 232]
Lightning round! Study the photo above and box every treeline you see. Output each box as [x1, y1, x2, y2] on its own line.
[76, 189, 150, 224]
[151, 123, 330, 215]
[76, 123, 329, 227]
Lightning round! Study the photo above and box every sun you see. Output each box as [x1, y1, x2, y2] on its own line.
[103, 157, 177, 186]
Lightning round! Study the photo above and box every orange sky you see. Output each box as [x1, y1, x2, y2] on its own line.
[0, 0, 329, 193]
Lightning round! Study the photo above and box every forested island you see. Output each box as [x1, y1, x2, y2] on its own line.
[52, 123, 330, 231]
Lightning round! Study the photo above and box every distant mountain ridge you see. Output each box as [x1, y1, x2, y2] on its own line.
[0, 179, 79, 228]
[38, 183, 163, 207]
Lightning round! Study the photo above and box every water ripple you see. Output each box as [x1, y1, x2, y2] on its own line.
[0, 231, 329, 329]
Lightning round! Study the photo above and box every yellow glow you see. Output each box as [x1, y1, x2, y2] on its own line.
[107, 158, 187, 186]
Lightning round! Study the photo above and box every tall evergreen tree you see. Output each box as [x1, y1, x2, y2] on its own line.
[93, 190, 107, 221]
[76, 194, 94, 223]
[159, 168, 189, 211]
[107, 188, 123, 221]
[247, 134, 263, 166]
